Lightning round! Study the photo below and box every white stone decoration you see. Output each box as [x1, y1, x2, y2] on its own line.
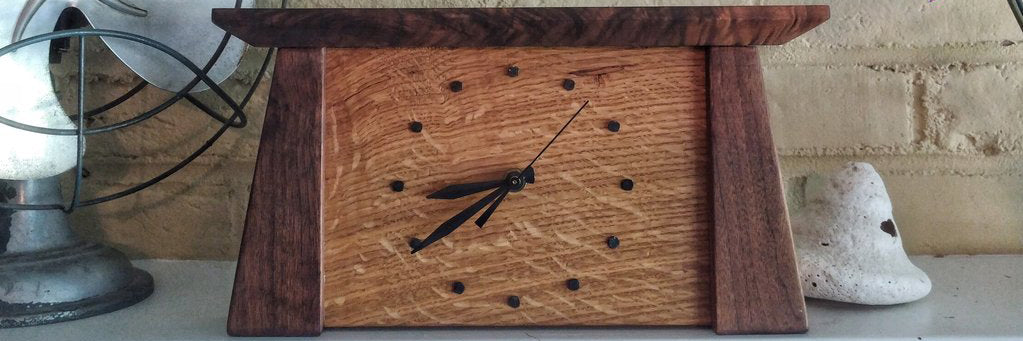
[792, 162, 931, 305]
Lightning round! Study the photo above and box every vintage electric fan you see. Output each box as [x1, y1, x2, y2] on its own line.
[0, 0, 266, 327]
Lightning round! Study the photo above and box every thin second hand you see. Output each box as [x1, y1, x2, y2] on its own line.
[523, 100, 589, 171]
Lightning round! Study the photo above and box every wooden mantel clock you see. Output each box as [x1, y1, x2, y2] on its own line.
[213, 5, 829, 337]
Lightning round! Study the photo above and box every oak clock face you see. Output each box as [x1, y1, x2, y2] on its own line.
[322, 47, 713, 326]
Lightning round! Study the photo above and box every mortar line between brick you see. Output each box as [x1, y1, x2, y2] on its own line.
[760, 43, 1023, 68]
[778, 155, 1023, 178]
[911, 71, 929, 147]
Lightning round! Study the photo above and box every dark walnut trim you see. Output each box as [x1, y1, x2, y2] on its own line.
[707, 47, 807, 334]
[213, 6, 828, 48]
[227, 48, 325, 337]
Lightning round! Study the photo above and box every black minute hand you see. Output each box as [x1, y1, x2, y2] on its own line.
[474, 187, 509, 228]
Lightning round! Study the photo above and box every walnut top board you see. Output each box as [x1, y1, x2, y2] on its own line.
[213, 6, 829, 48]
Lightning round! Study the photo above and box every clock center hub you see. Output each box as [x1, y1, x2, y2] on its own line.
[505, 171, 527, 193]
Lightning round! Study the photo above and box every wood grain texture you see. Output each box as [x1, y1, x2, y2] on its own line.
[213, 6, 829, 48]
[227, 48, 324, 337]
[321, 47, 713, 326]
[707, 47, 807, 334]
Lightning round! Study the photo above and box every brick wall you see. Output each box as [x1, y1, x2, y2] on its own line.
[761, 0, 1023, 255]
[58, 0, 1023, 258]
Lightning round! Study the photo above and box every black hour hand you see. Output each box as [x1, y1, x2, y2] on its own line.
[412, 187, 506, 253]
[426, 180, 503, 199]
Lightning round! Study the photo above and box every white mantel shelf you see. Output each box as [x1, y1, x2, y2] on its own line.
[2, 255, 1020, 341]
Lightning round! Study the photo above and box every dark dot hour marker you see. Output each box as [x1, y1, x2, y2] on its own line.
[449, 80, 463, 92]
[506, 65, 519, 77]
[409, 121, 423, 133]
[566, 278, 581, 291]
[391, 180, 405, 192]
[620, 178, 634, 191]
[607, 120, 620, 132]
[562, 79, 575, 91]
[507, 295, 521, 308]
[452, 281, 465, 294]
[607, 236, 620, 249]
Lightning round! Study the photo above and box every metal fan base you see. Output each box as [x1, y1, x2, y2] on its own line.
[0, 242, 154, 328]
[0, 177, 153, 328]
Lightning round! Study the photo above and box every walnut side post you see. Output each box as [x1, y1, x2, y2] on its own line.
[227, 48, 325, 337]
[708, 46, 808, 334]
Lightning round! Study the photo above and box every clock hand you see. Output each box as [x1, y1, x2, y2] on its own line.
[412, 186, 506, 253]
[521, 166, 535, 184]
[427, 180, 504, 199]
[415, 102, 588, 251]
[521, 101, 589, 172]
[474, 102, 587, 228]
[474, 187, 509, 228]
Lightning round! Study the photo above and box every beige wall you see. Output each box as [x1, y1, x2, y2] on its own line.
[59, 0, 1023, 259]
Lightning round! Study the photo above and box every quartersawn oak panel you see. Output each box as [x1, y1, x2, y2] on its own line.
[321, 48, 712, 326]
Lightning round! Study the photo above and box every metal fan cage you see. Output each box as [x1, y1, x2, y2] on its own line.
[0, 1, 283, 212]
[1010, 0, 1023, 32]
